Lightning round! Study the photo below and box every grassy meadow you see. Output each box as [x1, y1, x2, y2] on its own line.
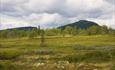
[0, 35, 115, 70]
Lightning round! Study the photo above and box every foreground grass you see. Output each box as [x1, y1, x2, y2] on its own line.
[0, 35, 115, 70]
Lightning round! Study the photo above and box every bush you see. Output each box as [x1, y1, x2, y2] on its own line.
[73, 45, 95, 50]
[0, 44, 3, 48]
[110, 61, 115, 70]
[0, 50, 22, 60]
[0, 61, 17, 70]
[110, 49, 115, 56]
[35, 50, 55, 55]
[73, 45, 115, 51]
[84, 51, 111, 62]
[63, 51, 111, 63]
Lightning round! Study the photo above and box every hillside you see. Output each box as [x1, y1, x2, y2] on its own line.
[58, 20, 99, 30]
[0, 27, 37, 31]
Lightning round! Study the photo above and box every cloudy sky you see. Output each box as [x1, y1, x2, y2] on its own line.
[0, 0, 115, 29]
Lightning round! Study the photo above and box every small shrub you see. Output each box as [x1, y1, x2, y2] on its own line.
[0, 50, 22, 60]
[36, 50, 55, 55]
[0, 44, 2, 47]
[84, 51, 111, 62]
[73, 45, 115, 51]
[110, 61, 115, 70]
[73, 45, 95, 50]
[63, 51, 111, 63]
[110, 49, 115, 56]
[0, 61, 17, 70]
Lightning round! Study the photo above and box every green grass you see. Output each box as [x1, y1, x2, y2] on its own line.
[0, 35, 115, 70]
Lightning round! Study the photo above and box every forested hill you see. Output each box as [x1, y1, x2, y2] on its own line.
[58, 20, 99, 30]
[0, 27, 37, 31]
[12, 27, 37, 30]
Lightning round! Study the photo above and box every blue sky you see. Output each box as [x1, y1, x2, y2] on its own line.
[0, 0, 115, 29]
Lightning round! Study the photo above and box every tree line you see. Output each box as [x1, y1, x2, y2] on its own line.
[0, 25, 115, 39]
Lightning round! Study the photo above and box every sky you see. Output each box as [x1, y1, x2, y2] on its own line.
[0, 0, 115, 29]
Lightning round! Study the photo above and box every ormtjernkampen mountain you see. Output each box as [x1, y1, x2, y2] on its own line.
[58, 20, 99, 30]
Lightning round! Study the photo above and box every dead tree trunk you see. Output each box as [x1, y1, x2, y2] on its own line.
[40, 30, 45, 47]
[38, 26, 45, 47]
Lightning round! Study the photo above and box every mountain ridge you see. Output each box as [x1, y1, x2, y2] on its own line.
[58, 20, 99, 30]
[0, 26, 37, 31]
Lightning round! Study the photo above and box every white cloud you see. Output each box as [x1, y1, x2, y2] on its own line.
[0, 13, 70, 29]
[22, 13, 70, 28]
[0, 0, 115, 29]
[0, 14, 30, 29]
[88, 15, 115, 29]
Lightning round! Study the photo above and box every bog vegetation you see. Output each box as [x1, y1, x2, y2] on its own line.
[0, 25, 115, 70]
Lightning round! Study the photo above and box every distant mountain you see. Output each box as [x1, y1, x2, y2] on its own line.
[58, 20, 99, 30]
[0, 27, 37, 31]
[12, 27, 37, 30]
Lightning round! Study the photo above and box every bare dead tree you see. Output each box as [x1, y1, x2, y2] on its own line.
[38, 26, 45, 47]
[40, 30, 45, 47]
[38, 26, 40, 30]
